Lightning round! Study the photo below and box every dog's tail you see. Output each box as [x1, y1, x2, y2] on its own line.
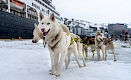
[60, 24, 70, 34]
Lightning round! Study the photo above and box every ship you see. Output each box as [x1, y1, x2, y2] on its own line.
[0, 0, 61, 39]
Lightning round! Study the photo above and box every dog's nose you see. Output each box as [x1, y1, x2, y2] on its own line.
[32, 40, 36, 43]
[41, 28, 45, 32]
[32, 40, 34, 43]
[32, 40, 35, 43]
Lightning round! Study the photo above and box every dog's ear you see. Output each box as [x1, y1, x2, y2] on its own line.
[50, 13, 55, 21]
[101, 30, 105, 34]
[96, 31, 99, 35]
[34, 23, 37, 27]
[39, 12, 44, 21]
[34, 23, 38, 30]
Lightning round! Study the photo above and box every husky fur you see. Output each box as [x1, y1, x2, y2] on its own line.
[32, 23, 69, 47]
[32, 23, 46, 47]
[81, 37, 95, 59]
[60, 24, 70, 34]
[95, 31, 116, 61]
[32, 23, 86, 70]
[68, 33, 86, 63]
[38, 12, 86, 77]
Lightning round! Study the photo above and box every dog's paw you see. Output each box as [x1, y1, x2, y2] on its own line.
[114, 60, 117, 62]
[49, 70, 55, 75]
[49, 72, 55, 75]
[55, 73, 60, 77]
[83, 64, 86, 67]
[79, 65, 82, 68]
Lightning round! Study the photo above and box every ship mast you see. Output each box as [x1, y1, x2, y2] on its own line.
[7, 0, 10, 13]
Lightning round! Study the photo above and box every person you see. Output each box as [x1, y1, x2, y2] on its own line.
[120, 34, 122, 41]
[124, 30, 129, 43]
[110, 34, 114, 41]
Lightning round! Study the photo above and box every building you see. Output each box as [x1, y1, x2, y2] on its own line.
[108, 23, 127, 36]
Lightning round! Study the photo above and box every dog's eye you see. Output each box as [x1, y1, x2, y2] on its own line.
[47, 23, 50, 25]
[42, 22, 44, 25]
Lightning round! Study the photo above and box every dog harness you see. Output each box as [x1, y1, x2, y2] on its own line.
[51, 40, 60, 49]
[70, 37, 75, 45]
[74, 37, 81, 42]
[51, 33, 74, 49]
[98, 42, 104, 49]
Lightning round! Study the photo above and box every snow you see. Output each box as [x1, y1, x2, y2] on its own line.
[0, 40, 131, 80]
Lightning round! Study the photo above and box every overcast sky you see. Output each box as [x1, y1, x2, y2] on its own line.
[52, 0, 131, 24]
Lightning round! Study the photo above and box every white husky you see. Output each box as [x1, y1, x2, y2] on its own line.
[38, 12, 86, 77]
[32, 23, 86, 69]
[32, 23, 47, 48]
[95, 31, 116, 61]
[32, 23, 70, 47]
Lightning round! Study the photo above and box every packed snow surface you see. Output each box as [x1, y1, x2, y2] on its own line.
[0, 40, 131, 80]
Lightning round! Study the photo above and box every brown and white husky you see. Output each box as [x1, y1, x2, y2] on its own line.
[95, 31, 116, 61]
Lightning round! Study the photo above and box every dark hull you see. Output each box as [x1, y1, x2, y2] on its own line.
[0, 11, 38, 39]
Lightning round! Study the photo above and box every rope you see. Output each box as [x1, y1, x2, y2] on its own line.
[81, 43, 95, 60]
[113, 42, 120, 46]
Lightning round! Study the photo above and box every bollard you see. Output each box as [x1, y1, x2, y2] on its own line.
[18, 36, 21, 41]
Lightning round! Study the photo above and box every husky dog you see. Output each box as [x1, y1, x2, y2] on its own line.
[95, 31, 116, 61]
[32, 23, 86, 69]
[38, 12, 86, 77]
[68, 33, 85, 63]
[81, 37, 95, 59]
[32, 23, 46, 47]
[32, 23, 69, 47]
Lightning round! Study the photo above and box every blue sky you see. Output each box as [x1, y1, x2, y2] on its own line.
[52, 0, 131, 24]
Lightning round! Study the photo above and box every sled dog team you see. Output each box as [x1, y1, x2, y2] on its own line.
[32, 12, 116, 77]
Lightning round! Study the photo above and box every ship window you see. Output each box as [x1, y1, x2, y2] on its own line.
[42, 8, 45, 12]
[40, 1, 41, 4]
[42, 3, 44, 6]
[38, 0, 40, 3]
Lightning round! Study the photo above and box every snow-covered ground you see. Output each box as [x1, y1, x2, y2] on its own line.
[0, 40, 131, 80]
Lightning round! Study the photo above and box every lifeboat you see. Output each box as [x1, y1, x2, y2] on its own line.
[10, 0, 24, 10]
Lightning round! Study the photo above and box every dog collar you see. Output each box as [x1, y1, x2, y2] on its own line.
[51, 34, 59, 42]
[50, 34, 60, 49]
[50, 33, 74, 49]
